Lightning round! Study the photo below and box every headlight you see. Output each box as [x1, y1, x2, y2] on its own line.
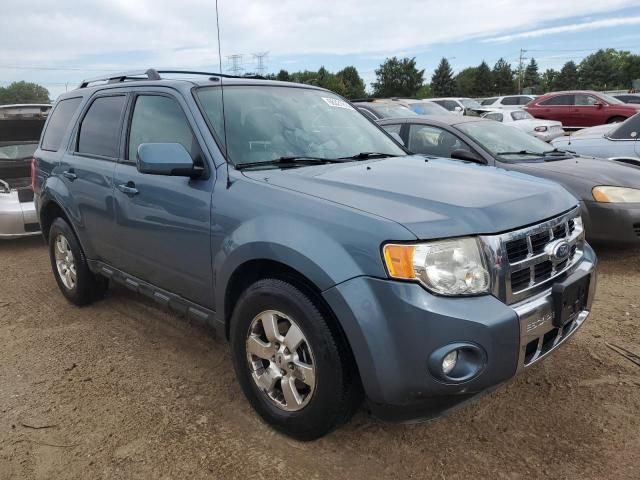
[383, 237, 490, 295]
[534, 126, 548, 132]
[592, 186, 640, 203]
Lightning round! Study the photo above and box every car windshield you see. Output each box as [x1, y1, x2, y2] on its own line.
[599, 92, 625, 105]
[609, 113, 640, 140]
[460, 98, 482, 109]
[511, 111, 533, 121]
[371, 104, 418, 118]
[410, 102, 449, 115]
[456, 120, 556, 161]
[0, 142, 38, 161]
[195, 86, 406, 166]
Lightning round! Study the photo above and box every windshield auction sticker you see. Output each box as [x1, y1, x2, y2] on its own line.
[322, 97, 354, 110]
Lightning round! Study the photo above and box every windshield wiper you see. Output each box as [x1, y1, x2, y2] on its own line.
[235, 156, 345, 170]
[496, 150, 545, 157]
[338, 152, 397, 160]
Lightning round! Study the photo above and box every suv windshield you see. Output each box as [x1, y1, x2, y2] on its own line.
[599, 92, 625, 105]
[196, 86, 406, 166]
[0, 142, 38, 161]
[456, 120, 559, 161]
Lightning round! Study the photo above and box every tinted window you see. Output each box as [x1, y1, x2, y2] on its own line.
[481, 98, 498, 106]
[77, 96, 126, 158]
[540, 95, 573, 106]
[407, 124, 471, 157]
[484, 112, 503, 122]
[574, 94, 597, 106]
[609, 113, 640, 140]
[128, 95, 198, 162]
[519, 96, 533, 105]
[41, 97, 82, 151]
[382, 124, 402, 136]
[501, 97, 519, 106]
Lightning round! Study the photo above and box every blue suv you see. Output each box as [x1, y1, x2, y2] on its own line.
[33, 69, 597, 440]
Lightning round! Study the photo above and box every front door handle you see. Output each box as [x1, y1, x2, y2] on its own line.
[62, 169, 77, 181]
[117, 181, 139, 196]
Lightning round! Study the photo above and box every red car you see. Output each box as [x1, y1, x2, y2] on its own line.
[525, 90, 640, 128]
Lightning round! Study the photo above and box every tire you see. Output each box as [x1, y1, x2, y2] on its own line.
[48, 217, 108, 306]
[607, 116, 626, 124]
[230, 278, 360, 440]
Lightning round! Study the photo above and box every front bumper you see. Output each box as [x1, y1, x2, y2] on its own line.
[323, 244, 597, 422]
[0, 190, 40, 238]
[583, 200, 640, 245]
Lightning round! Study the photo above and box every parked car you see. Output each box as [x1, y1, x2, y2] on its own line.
[386, 98, 452, 116]
[352, 99, 419, 120]
[525, 90, 640, 128]
[613, 94, 640, 105]
[379, 115, 640, 246]
[551, 113, 640, 166]
[0, 104, 51, 238]
[481, 109, 564, 142]
[35, 69, 597, 440]
[480, 95, 535, 109]
[428, 97, 489, 116]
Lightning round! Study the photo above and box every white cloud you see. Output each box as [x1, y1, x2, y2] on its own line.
[483, 16, 640, 43]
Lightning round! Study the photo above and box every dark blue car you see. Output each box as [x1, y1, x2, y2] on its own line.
[33, 69, 597, 440]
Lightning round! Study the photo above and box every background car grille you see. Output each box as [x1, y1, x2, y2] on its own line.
[499, 209, 584, 304]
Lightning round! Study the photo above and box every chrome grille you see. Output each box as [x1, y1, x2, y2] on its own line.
[482, 207, 585, 305]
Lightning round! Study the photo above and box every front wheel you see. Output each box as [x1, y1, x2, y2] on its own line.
[48, 217, 108, 306]
[230, 279, 360, 440]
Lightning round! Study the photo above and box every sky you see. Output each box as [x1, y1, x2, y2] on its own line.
[2, 0, 640, 99]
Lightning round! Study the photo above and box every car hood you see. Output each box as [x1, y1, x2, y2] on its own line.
[243, 156, 578, 239]
[568, 124, 614, 139]
[509, 156, 640, 187]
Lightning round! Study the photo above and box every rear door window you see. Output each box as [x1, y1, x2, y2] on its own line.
[407, 124, 471, 157]
[41, 97, 82, 151]
[540, 95, 574, 106]
[77, 95, 127, 158]
[500, 97, 519, 106]
[574, 94, 598, 106]
[127, 95, 199, 163]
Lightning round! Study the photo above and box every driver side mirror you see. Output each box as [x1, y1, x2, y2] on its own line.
[593, 102, 604, 109]
[454, 106, 463, 113]
[450, 149, 487, 165]
[137, 143, 198, 177]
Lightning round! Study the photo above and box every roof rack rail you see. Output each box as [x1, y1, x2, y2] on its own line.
[78, 68, 265, 88]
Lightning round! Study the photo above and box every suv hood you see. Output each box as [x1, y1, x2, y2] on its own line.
[243, 156, 577, 239]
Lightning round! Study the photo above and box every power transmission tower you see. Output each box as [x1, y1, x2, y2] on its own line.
[227, 54, 244, 75]
[253, 52, 269, 76]
[517, 48, 527, 94]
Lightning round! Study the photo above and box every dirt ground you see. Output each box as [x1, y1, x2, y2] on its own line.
[1, 237, 639, 480]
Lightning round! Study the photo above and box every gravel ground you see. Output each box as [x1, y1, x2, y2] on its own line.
[1, 237, 639, 480]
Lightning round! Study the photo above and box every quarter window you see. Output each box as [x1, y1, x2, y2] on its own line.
[77, 96, 126, 158]
[127, 95, 198, 162]
[41, 97, 82, 152]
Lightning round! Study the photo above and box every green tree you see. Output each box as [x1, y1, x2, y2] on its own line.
[0, 81, 50, 104]
[454, 67, 478, 96]
[315, 66, 347, 95]
[473, 61, 492, 97]
[523, 58, 540, 90]
[335, 66, 366, 99]
[492, 58, 514, 95]
[275, 69, 291, 82]
[415, 84, 433, 98]
[540, 69, 558, 93]
[554, 61, 579, 90]
[371, 57, 424, 97]
[578, 49, 619, 90]
[430, 58, 455, 97]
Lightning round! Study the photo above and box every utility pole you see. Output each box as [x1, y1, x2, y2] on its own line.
[518, 48, 527, 94]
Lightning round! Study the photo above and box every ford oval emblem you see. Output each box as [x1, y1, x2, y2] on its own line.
[551, 240, 570, 261]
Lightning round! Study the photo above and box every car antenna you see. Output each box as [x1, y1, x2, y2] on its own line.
[215, 0, 232, 189]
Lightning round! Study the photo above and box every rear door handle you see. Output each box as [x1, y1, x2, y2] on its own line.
[117, 181, 139, 196]
[62, 169, 77, 181]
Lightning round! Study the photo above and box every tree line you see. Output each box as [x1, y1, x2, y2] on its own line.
[0, 81, 50, 104]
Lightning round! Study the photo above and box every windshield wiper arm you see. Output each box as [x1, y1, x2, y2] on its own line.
[338, 152, 397, 160]
[496, 150, 545, 157]
[235, 156, 345, 170]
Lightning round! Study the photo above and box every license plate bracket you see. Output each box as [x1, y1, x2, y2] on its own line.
[551, 271, 590, 327]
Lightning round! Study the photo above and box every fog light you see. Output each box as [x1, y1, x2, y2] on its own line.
[442, 350, 458, 375]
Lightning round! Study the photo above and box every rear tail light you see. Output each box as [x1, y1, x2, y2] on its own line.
[30, 158, 36, 191]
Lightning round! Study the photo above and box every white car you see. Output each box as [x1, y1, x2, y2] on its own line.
[481, 109, 564, 142]
[427, 97, 488, 116]
[479, 95, 535, 110]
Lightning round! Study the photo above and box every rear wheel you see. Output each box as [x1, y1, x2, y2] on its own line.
[607, 116, 626, 124]
[48, 217, 108, 305]
[230, 279, 360, 440]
